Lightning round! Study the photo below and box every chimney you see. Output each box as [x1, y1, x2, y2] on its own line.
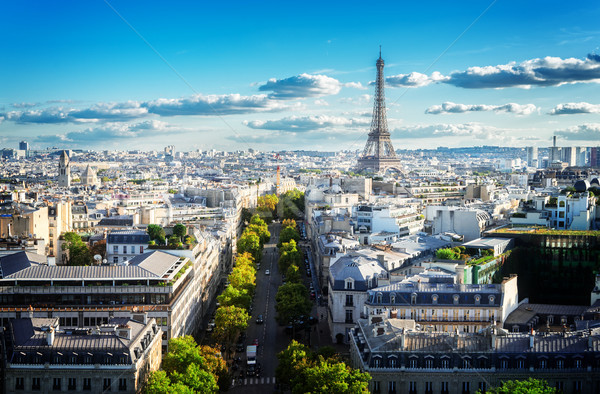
[553, 135, 557, 147]
[46, 327, 55, 346]
[28, 305, 34, 319]
[377, 254, 385, 265]
[47, 256, 56, 266]
[529, 329, 535, 348]
[117, 324, 132, 340]
[400, 329, 406, 350]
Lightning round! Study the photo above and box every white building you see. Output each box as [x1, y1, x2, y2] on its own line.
[425, 206, 492, 242]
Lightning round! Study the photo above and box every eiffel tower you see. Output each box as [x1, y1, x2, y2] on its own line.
[357, 50, 402, 174]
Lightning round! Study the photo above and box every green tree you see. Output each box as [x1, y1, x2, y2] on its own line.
[238, 232, 262, 263]
[435, 248, 459, 260]
[278, 225, 300, 247]
[147, 224, 166, 242]
[278, 189, 305, 220]
[214, 305, 250, 355]
[168, 235, 181, 246]
[228, 264, 256, 295]
[286, 264, 302, 283]
[483, 378, 557, 394]
[217, 285, 252, 311]
[258, 194, 279, 212]
[293, 358, 371, 394]
[278, 240, 301, 273]
[276, 340, 312, 385]
[147, 336, 222, 393]
[282, 218, 297, 229]
[62, 232, 92, 266]
[275, 282, 312, 324]
[246, 223, 271, 245]
[173, 224, 187, 241]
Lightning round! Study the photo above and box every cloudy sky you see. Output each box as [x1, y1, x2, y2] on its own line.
[1, 0, 600, 152]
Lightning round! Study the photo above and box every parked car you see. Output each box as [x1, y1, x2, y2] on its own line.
[256, 314, 264, 324]
[265, 269, 270, 275]
[253, 338, 259, 346]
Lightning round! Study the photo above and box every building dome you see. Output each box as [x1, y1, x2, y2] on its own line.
[574, 179, 590, 193]
[591, 178, 599, 186]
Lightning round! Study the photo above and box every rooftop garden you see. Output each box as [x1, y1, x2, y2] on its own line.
[491, 225, 600, 237]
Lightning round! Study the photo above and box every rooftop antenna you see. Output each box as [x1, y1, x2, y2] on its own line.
[379, 45, 382, 58]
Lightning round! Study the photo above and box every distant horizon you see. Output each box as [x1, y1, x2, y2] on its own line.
[1, 1, 600, 151]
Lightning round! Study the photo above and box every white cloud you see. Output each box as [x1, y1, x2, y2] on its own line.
[3, 102, 148, 124]
[144, 94, 292, 116]
[426, 102, 537, 115]
[549, 102, 600, 115]
[445, 53, 600, 89]
[258, 73, 342, 99]
[36, 120, 186, 145]
[555, 123, 600, 140]
[314, 99, 329, 106]
[385, 71, 448, 88]
[243, 115, 369, 132]
[392, 122, 500, 139]
[343, 81, 367, 90]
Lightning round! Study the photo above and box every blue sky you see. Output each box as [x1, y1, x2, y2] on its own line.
[1, 0, 600, 152]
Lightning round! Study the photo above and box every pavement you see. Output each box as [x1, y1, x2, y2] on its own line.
[227, 222, 347, 393]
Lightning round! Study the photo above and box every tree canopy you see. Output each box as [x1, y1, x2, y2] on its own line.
[62, 232, 92, 266]
[147, 224, 166, 242]
[275, 282, 312, 324]
[146, 336, 225, 393]
[213, 305, 250, 352]
[276, 340, 370, 394]
[217, 284, 252, 311]
[237, 232, 262, 263]
[173, 224, 187, 240]
[482, 378, 558, 394]
[278, 225, 300, 247]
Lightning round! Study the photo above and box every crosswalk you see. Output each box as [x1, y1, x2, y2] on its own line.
[231, 377, 276, 386]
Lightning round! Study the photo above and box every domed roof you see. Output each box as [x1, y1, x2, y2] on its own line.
[574, 179, 590, 193]
[591, 178, 599, 186]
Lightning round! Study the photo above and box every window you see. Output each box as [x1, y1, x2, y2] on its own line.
[377, 293, 382, 303]
[411, 293, 417, 305]
[32, 378, 41, 391]
[474, 295, 481, 304]
[441, 358, 450, 369]
[373, 357, 381, 367]
[373, 381, 381, 394]
[140, 246, 144, 253]
[68, 378, 76, 390]
[345, 294, 354, 306]
[500, 359, 508, 369]
[103, 378, 112, 391]
[462, 381, 470, 394]
[390, 293, 396, 304]
[518, 359, 525, 369]
[113, 256, 119, 264]
[462, 358, 471, 369]
[478, 382, 486, 393]
[555, 382, 564, 392]
[575, 358, 582, 369]
[425, 381, 433, 394]
[388, 357, 397, 368]
[556, 359, 564, 369]
[123, 245, 128, 254]
[346, 280, 353, 290]
[453, 294, 460, 305]
[441, 381, 449, 394]
[573, 381, 582, 394]
[15, 377, 24, 390]
[409, 381, 417, 394]
[118, 378, 127, 391]
[388, 381, 397, 394]
[345, 310, 353, 323]
[409, 358, 417, 368]
[539, 359, 546, 369]
[432, 294, 438, 304]
[53, 378, 61, 391]
[83, 378, 91, 391]
[113, 245, 118, 253]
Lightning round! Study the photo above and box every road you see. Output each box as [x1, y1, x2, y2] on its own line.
[230, 222, 288, 392]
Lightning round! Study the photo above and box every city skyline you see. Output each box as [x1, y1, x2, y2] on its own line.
[1, 1, 600, 152]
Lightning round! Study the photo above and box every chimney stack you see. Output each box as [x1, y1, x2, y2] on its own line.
[46, 327, 55, 346]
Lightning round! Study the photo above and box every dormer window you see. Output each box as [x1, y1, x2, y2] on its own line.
[345, 279, 354, 290]
[488, 295, 495, 304]
[390, 293, 396, 304]
[432, 294, 438, 305]
[474, 295, 481, 305]
[411, 293, 417, 305]
[376, 293, 383, 304]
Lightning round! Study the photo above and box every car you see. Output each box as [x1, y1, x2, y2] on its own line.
[265, 269, 270, 275]
[252, 338, 259, 346]
[256, 314, 264, 324]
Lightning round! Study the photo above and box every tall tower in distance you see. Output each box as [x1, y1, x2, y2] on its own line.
[58, 150, 71, 188]
[357, 49, 402, 174]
